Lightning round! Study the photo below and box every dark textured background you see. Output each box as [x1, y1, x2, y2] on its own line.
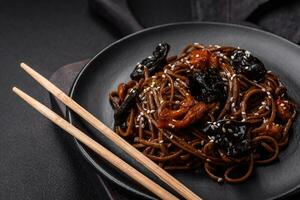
[0, 0, 299, 199]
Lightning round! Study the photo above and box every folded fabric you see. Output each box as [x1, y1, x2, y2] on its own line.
[89, 0, 300, 44]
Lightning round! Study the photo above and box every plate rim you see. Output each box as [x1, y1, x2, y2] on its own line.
[67, 21, 300, 200]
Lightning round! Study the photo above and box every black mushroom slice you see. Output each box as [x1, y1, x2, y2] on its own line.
[114, 87, 139, 126]
[230, 49, 266, 82]
[203, 120, 251, 157]
[187, 68, 226, 103]
[130, 43, 170, 80]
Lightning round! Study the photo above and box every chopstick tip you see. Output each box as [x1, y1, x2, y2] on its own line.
[20, 62, 27, 69]
[12, 86, 19, 93]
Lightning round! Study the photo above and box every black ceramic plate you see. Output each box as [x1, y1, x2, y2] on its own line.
[67, 22, 300, 200]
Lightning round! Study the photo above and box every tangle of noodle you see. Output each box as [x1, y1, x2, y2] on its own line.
[109, 44, 297, 183]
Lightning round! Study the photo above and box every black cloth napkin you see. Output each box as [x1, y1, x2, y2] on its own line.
[89, 0, 300, 44]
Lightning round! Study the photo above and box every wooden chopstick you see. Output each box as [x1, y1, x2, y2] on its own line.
[20, 62, 202, 200]
[12, 87, 179, 200]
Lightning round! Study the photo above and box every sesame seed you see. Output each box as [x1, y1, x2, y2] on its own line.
[217, 178, 223, 183]
[280, 103, 285, 107]
[222, 127, 226, 133]
[162, 74, 166, 78]
[228, 129, 233, 133]
[168, 123, 175, 128]
[170, 135, 174, 139]
[254, 113, 259, 116]
[241, 111, 246, 115]
[241, 119, 246, 122]
[206, 159, 211, 162]
[159, 140, 164, 144]
[266, 106, 270, 110]
[230, 74, 237, 80]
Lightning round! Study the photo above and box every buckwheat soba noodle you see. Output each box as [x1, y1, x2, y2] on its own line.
[109, 43, 296, 183]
